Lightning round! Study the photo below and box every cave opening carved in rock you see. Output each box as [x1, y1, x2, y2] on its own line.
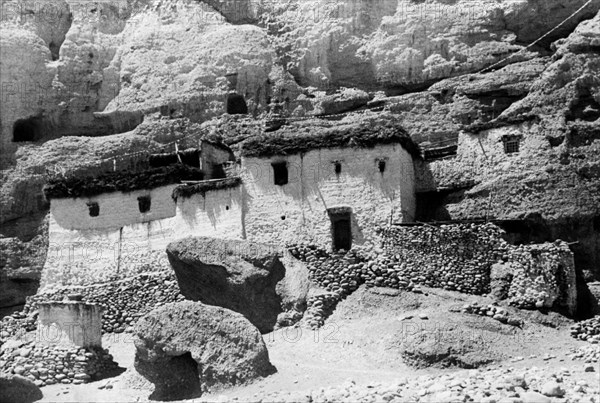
[226, 93, 248, 115]
[12, 116, 46, 142]
[135, 351, 201, 401]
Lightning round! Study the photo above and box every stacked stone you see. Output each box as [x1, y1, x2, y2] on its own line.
[0, 312, 37, 342]
[246, 367, 600, 403]
[1, 272, 184, 342]
[461, 302, 523, 327]
[302, 293, 342, 329]
[504, 242, 572, 310]
[288, 244, 363, 297]
[376, 223, 506, 295]
[0, 341, 118, 387]
[570, 316, 600, 344]
[569, 345, 600, 363]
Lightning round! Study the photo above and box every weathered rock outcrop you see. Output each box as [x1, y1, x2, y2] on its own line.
[167, 237, 309, 333]
[411, 11, 600, 277]
[0, 373, 43, 403]
[268, 0, 599, 90]
[133, 301, 275, 399]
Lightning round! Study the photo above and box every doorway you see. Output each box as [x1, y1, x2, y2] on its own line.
[329, 207, 352, 251]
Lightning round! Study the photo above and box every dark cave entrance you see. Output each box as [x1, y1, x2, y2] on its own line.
[12, 116, 45, 142]
[143, 352, 201, 401]
[226, 93, 248, 115]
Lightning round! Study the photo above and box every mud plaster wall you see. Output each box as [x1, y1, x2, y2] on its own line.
[415, 121, 548, 193]
[241, 144, 415, 249]
[50, 185, 179, 231]
[42, 186, 243, 287]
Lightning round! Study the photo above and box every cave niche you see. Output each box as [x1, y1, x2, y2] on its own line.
[12, 116, 46, 142]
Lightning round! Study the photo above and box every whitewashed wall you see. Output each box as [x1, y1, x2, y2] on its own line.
[43, 185, 243, 287]
[43, 143, 415, 286]
[50, 185, 178, 231]
[241, 144, 415, 249]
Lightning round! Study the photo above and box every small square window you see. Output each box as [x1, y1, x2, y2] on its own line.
[87, 202, 99, 217]
[378, 160, 386, 173]
[334, 162, 342, 175]
[272, 162, 288, 186]
[138, 195, 151, 213]
[502, 136, 521, 154]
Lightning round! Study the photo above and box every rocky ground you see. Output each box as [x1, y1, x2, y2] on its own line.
[8, 285, 595, 402]
[2, 1, 600, 311]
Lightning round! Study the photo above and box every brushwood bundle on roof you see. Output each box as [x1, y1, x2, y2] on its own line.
[238, 120, 421, 158]
[149, 148, 201, 168]
[44, 165, 204, 199]
[172, 177, 242, 200]
[463, 114, 540, 134]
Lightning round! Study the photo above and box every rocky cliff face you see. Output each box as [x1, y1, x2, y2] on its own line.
[1, 0, 599, 310]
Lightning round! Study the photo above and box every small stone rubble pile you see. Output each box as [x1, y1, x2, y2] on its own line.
[240, 367, 600, 403]
[0, 340, 118, 387]
[1, 272, 184, 342]
[569, 345, 600, 363]
[461, 302, 523, 327]
[570, 316, 600, 344]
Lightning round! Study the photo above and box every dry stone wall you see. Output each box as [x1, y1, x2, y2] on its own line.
[290, 223, 578, 328]
[0, 341, 118, 387]
[1, 271, 184, 343]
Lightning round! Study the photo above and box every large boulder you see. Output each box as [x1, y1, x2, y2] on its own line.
[167, 237, 309, 333]
[0, 373, 43, 403]
[133, 301, 275, 400]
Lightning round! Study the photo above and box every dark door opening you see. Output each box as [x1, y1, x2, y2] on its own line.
[331, 213, 352, 251]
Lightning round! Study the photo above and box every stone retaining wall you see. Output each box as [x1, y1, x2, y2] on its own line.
[0, 341, 118, 387]
[1, 271, 183, 343]
[290, 223, 577, 325]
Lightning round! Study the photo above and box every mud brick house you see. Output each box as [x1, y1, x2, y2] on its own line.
[237, 121, 419, 249]
[41, 120, 419, 286]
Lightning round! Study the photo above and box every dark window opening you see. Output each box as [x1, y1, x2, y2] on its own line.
[138, 196, 151, 213]
[272, 162, 288, 186]
[13, 116, 44, 142]
[334, 162, 342, 175]
[211, 163, 226, 179]
[87, 202, 99, 217]
[281, 215, 286, 220]
[225, 205, 230, 210]
[503, 136, 521, 154]
[226, 93, 248, 115]
[594, 215, 600, 232]
[378, 160, 386, 173]
[49, 41, 60, 61]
